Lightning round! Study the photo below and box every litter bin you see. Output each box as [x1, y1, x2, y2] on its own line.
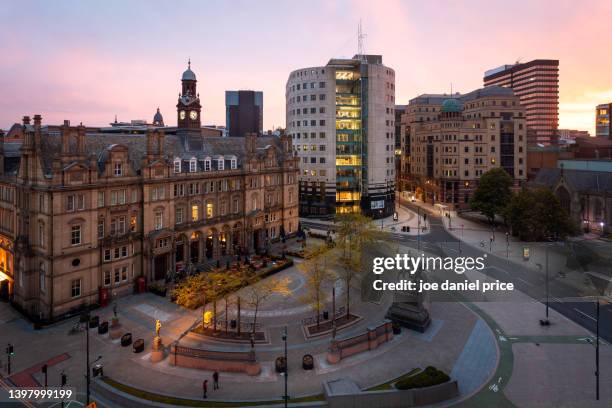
[133, 338, 144, 353]
[121, 333, 132, 347]
[98, 321, 108, 334]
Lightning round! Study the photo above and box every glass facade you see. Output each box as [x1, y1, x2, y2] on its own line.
[335, 70, 362, 213]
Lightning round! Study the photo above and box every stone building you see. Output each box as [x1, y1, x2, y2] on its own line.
[0, 66, 299, 322]
[401, 86, 527, 209]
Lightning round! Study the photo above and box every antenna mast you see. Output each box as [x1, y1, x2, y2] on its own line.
[358, 20, 367, 60]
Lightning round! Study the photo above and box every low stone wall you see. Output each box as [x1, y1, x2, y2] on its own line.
[324, 379, 459, 408]
[169, 343, 261, 376]
[327, 321, 393, 364]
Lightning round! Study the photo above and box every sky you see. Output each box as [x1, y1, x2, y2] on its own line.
[1, 0, 611, 134]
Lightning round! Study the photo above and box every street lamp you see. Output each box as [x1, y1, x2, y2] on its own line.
[282, 326, 288, 408]
[505, 232, 510, 258]
[586, 272, 607, 401]
[536, 248, 550, 325]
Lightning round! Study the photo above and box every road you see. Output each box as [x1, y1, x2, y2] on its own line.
[300, 205, 612, 344]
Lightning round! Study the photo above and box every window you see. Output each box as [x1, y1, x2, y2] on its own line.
[114, 247, 120, 259]
[38, 221, 45, 248]
[319, 94, 325, 100]
[66, 195, 75, 212]
[155, 211, 163, 230]
[114, 162, 123, 176]
[204, 158, 211, 171]
[130, 215, 137, 231]
[97, 191, 104, 208]
[39, 263, 45, 292]
[319, 145, 326, 151]
[320, 120, 326, 126]
[71, 279, 81, 298]
[121, 266, 128, 281]
[232, 198, 239, 213]
[174, 159, 181, 173]
[71, 225, 81, 246]
[98, 219, 104, 239]
[104, 249, 111, 262]
[111, 190, 126, 205]
[77, 194, 85, 210]
[114, 268, 120, 283]
[217, 158, 224, 171]
[131, 189, 137, 203]
[191, 204, 199, 221]
[230, 158, 237, 169]
[220, 200, 227, 215]
[176, 207, 184, 224]
[206, 203, 213, 218]
[104, 270, 111, 286]
[189, 158, 197, 172]
[118, 216, 126, 234]
[121, 246, 128, 257]
[319, 132, 325, 139]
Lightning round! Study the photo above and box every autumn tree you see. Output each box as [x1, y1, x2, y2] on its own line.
[335, 213, 388, 318]
[243, 276, 290, 335]
[298, 243, 336, 327]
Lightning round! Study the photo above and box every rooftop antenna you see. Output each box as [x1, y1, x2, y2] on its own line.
[188, 58, 191, 69]
[357, 20, 367, 60]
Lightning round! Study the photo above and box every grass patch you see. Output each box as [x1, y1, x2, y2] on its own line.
[395, 366, 449, 390]
[102, 376, 324, 407]
[365, 367, 420, 391]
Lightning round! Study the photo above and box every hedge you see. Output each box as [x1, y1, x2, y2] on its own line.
[395, 366, 450, 390]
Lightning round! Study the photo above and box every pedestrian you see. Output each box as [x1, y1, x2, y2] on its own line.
[213, 371, 219, 390]
[202, 379, 208, 398]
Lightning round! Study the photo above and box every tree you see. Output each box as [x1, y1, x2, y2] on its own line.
[470, 167, 513, 223]
[243, 276, 290, 335]
[505, 187, 577, 241]
[298, 243, 336, 327]
[335, 213, 386, 318]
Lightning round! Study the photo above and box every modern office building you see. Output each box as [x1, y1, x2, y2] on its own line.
[484, 59, 559, 146]
[403, 86, 527, 209]
[596, 103, 610, 138]
[0, 65, 299, 322]
[225, 90, 263, 137]
[286, 54, 396, 218]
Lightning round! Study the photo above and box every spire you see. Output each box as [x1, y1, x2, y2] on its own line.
[188, 58, 191, 70]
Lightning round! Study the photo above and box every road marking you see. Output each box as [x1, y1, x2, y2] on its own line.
[573, 308, 596, 322]
[551, 297, 563, 303]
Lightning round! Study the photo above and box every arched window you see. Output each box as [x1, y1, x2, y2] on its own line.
[173, 158, 181, 173]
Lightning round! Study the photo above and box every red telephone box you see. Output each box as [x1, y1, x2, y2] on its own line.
[136, 276, 146, 294]
[99, 287, 109, 307]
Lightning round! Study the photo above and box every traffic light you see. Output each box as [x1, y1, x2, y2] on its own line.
[42, 364, 47, 374]
[61, 373, 67, 386]
[6, 344, 14, 355]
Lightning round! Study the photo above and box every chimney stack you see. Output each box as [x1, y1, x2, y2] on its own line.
[22, 116, 31, 126]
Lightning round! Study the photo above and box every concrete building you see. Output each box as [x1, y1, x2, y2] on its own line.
[286, 55, 396, 218]
[484, 59, 559, 146]
[402, 86, 527, 209]
[0, 67, 299, 323]
[596, 103, 610, 138]
[226, 90, 263, 137]
[394, 105, 406, 193]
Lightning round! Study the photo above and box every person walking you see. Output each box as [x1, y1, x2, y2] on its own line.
[213, 371, 219, 390]
[202, 379, 208, 398]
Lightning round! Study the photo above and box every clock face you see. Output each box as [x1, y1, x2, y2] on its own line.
[179, 110, 186, 120]
[190, 110, 198, 120]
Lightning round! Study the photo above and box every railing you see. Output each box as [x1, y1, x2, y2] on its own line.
[173, 345, 255, 362]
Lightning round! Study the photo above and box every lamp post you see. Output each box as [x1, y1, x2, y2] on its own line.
[81, 310, 92, 405]
[586, 272, 606, 401]
[282, 326, 288, 408]
[506, 232, 510, 258]
[536, 251, 549, 325]
[417, 206, 421, 250]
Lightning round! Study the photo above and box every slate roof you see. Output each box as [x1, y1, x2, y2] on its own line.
[531, 167, 612, 193]
[3, 131, 287, 177]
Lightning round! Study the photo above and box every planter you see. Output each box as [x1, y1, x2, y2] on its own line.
[98, 321, 109, 334]
[133, 338, 144, 353]
[121, 333, 132, 347]
[392, 322, 402, 335]
[302, 354, 314, 370]
[275, 356, 287, 373]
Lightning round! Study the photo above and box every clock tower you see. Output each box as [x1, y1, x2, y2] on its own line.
[176, 59, 202, 130]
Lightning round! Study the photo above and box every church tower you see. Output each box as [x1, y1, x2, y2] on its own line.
[176, 59, 202, 130]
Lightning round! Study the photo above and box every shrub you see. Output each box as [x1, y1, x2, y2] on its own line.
[395, 366, 450, 390]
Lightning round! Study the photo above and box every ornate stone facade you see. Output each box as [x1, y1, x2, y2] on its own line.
[0, 118, 298, 322]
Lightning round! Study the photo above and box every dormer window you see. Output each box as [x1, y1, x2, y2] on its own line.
[217, 157, 224, 171]
[204, 158, 211, 171]
[230, 157, 237, 170]
[189, 158, 197, 173]
[174, 158, 181, 173]
[114, 162, 123, 177]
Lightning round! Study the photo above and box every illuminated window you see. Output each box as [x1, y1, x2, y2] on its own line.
[206, 202, 214, 218]
[192, 204, 199, 221]
[130, 216, 137, 231]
